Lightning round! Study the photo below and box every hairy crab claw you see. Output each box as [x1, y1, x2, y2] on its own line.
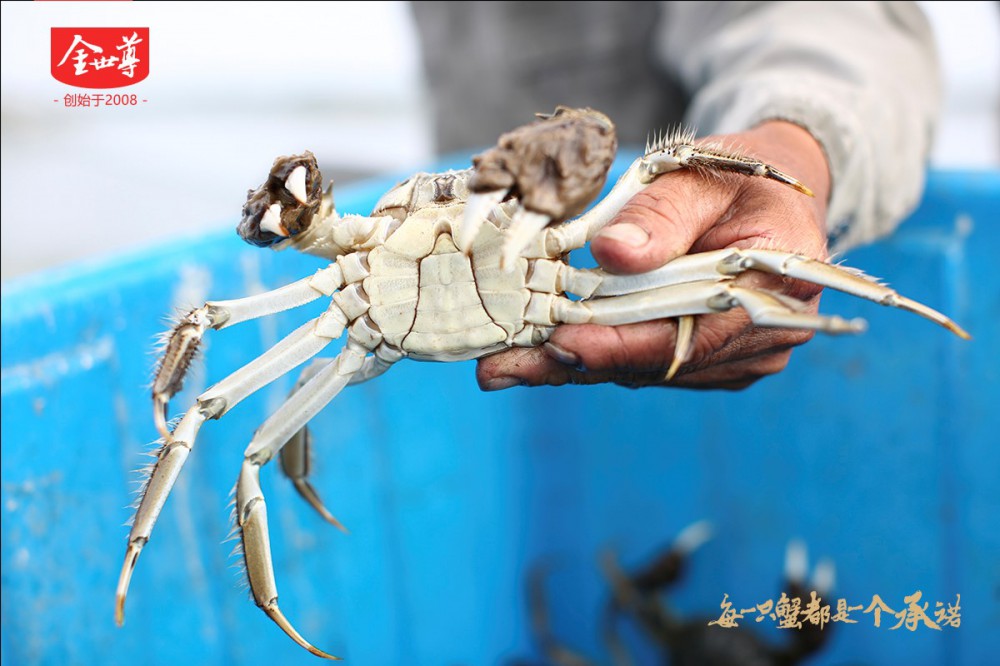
[460, 106, 618, 268]
[238, 151, 325, 247]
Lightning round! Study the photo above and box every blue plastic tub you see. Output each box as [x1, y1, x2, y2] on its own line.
[2, 166, 998, 665]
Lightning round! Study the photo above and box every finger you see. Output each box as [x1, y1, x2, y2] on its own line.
[476, 345, 666, 389]
[669, 348, 796, 390]
[476, 318, 812, 391]
[590, 170, 741, 274]
[476, 347, 571, 390]
[549, 312, 748, 376]
[476, 313, 743, 390]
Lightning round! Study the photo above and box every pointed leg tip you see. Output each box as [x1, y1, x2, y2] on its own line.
[154, 402, 172, 441]
[114, 596, 126, 627]
[666, 315, 695, 380]
[674, 519, 713, 554]
[321, 512, 349, 534]
[950, 323, 972, 340]
[290, 479, 349, 533]
[115, 544, 141, 626]
[264, 600, 342, 660]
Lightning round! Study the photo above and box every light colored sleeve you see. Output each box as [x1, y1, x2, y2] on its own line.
[657, 1, 941, 253]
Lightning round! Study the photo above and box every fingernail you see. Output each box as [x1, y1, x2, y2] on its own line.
[594, 222, 649, 248]
[483, 376, 523, 392]
[543, 342, 581, 367]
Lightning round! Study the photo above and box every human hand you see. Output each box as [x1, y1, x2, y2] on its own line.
[478, 120, 832, 391]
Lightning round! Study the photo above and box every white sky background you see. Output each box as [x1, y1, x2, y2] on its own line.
[1, 1, 997, 280]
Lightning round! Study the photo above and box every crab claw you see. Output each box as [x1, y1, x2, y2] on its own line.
[456, 188, 507, 255]
[238, 152, 324, 247]
[467, 106, 618, 261]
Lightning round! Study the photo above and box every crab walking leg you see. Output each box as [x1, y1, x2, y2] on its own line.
[666, 315, 696, 381]
[279, 425, 347, 532]
[589, 248, 970, 338]
[153, 264, 344, 438]
[116, 303, 349, 626]
[195, 302, 349, 420]
[278, 358, 345, 531]
[539, 144, 815, 258]
[236, 342, 368, 660]
[278, 347, 395, 528]
[643, 140, 814, 197]
[116, 408, 208, 625]
[528, 280, 866, 333]
[279, 343, 401, 525]
[540, 161, 650, 256]
[349, 343, 404, 385]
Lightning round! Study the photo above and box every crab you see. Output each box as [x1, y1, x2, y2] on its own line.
[520, 522, 836, 666]
[114, 107, 968, 660]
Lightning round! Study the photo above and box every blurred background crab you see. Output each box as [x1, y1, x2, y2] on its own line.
[516, 523, 836, 666]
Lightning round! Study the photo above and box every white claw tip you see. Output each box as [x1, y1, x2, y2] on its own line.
[458, 189, 506, 254]
[500, 208, 550, 270]
[674, 519, 713, 554]
[285, 165, 309, 204]
[785, 539, 808, 583]
[812, 558, 836, 594]
[260, 203, 286, 237]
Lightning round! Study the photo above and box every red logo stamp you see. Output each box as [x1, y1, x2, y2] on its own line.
[51, 28, 149, 89]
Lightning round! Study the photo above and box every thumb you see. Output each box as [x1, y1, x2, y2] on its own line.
[589, 168, 741, 274]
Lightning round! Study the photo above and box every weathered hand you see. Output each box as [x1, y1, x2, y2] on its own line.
[478, 120, 833, 391]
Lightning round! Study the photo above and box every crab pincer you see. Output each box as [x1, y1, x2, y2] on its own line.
[460, 106, 618, 267]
